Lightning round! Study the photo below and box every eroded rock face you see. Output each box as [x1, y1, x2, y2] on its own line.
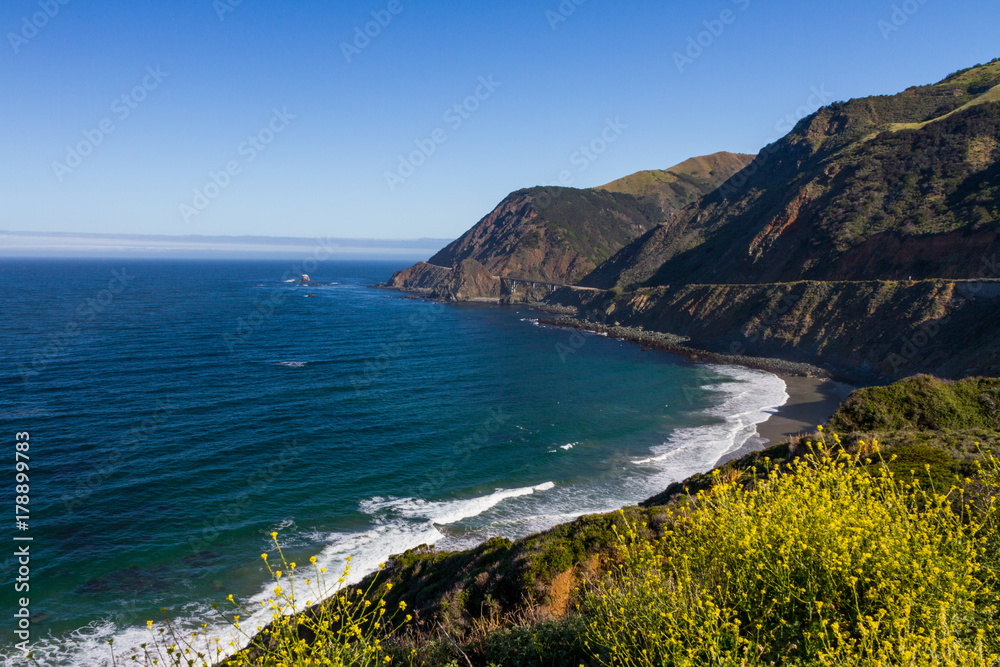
[387, 262, 452, 293]
[387, 260, 502, 301]
[449, 259, 502, 300]
[546, 278, 1000, 382]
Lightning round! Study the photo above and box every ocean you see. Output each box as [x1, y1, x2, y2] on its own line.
[0, 259, 787, 665]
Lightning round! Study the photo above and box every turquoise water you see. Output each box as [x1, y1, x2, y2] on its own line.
[0, 259, 787, 665]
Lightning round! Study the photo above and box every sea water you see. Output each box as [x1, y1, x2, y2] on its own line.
[0, 259, 787, 665]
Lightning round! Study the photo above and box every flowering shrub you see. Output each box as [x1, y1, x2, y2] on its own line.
[584, 443, 1000, 666]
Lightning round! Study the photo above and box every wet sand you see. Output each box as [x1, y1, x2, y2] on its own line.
[756, 375, 857, 446]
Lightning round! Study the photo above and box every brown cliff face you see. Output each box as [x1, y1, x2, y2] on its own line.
[426, 188, 660, 285]
[389, 187, 661, 299]
[427, 192, 540, 276]
[388, 259, 501, 301]
[450, 259, 502, 300]
[388, 262, 453, 292]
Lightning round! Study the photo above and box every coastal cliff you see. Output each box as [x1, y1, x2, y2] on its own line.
[546, 278, 1000, 384]
[388, 60, 1000, 382]
[584, 60, 1000, 289]
[388, 153, 753, 301]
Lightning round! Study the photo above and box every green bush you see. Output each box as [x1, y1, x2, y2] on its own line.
[829, 376, 1000, 432]
[475, 617, 588, 667]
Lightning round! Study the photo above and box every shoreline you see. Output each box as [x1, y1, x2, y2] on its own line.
[756, 374, 856, 446]
[536, 315, 835, 380]
[381, 296, 865, 465]
[104, 298, 861, 665]
[528, 314, 860, 456]
[380, 285, 880, 386]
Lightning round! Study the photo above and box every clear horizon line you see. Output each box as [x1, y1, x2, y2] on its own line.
[0, 230, 453, 244]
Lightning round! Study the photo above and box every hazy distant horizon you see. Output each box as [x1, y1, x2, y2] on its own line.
[0, 230, 451, 260]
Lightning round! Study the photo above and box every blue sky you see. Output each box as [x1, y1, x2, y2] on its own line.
[1, 0, 998, 240]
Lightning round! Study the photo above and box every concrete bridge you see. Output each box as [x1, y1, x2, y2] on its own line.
[500, 277, 601, 296]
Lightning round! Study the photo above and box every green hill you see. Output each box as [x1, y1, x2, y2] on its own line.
[595, 151, 754, 218]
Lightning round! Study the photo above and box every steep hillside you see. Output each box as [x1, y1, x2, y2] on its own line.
[584, 59, 1000, 290]
[426, 188, 659, 283]
[387, 152, 751, 299]
[388, 188, 660, 298]
[595, 151, 754, 217]
[549, 278, 1000, 383]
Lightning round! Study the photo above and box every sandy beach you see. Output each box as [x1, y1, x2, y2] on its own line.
[756, 375, 857, 446]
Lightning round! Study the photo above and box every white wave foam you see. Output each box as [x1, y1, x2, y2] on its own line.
[361, 482, 556, 526]
[273, 517, 296, 531]
[7, 518, 447, 667]
[631, 366, 787, 489]
[560, 442, 577, 451]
